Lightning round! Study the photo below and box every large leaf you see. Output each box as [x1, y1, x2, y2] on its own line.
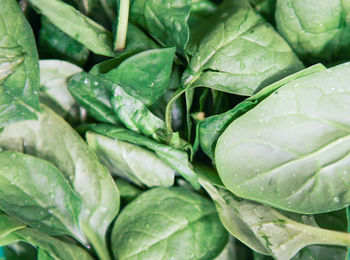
[182, 0, 303, 96]
[111, 187, 228, 259]
[276, 0, 350, 63]
[86, 131, 175, 187]
[200, 179, 350, 259]
[0, 151, 85, 243]
[197, 64, 326, 160]
[216, 62, 350, 214]
[0, 0, 39, 127]
[130, 0, 191, 57]
[85, 124, 200, 189]
[28, 0, 115, 56]
[103, 48, 175, 105]
[0, 106, 119, 260]
[39, 17, 89, 66]
[39, 59, 82, 119]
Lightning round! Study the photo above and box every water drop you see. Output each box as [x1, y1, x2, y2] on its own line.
[280, 245, 287, 251]
[333, 196, 340, 203]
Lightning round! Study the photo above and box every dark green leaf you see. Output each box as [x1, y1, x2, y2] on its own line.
[111, 187, 228, 259]
[104, 48, 176, 105]
[130, 0, 191, 57]
[39, 17, 89, 66]
[4, 242, 37, 260]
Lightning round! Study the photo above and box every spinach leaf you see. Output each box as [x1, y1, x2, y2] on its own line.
[39, 17, 90, 66]
[182, 0, 304, 95]
[85, 123, 200, 189]
[200, 179, 350, 259]
[114, 178, 142, 203]
[197, 64, 326, 160]
[123, 23, 160, 52]
[4, 242, 37, 260]
[216, 62, 350, 214]
[68, 72, 120, 124]
[103, 48, 176, 105]
[0, 151, 86, 243]
[28, 0, 115, 57]
[0, 213, 93, 260]
[111, 187, 228, 259]
[86, 131, 175, 187]
[0, 0, 39, 127]
[0, 106, 119, 260]
[276, 0, 350, 63]
[130, 0, 191, 57]
[39, 60, 83, 120]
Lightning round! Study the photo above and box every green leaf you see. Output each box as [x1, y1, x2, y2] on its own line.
[200, 179, 350, 259]
[86, 131, 175, 187]
[111, 84, 167, 141]
[197, 64, 326, 160]
[111, 187, 228, 259]
[182, 0, 304, 96]
[0, 106, 119, 260]
[37, 249, 54, 260]
[0, 213, 25, 247]
[250, 0, 276, 23]
[103, 48, 176, 105]
[39, 17, 89, 66]
[276, 0, 350, 63]
[123, 23, 160, 52]
[67, 72, 120, 124]
[129, 0, 191, 57]
[3, 242, 37, 260]
[0, 0, 40, 127]
[39, 59, 82, 119]
[0, 151, 86, 243]
[216, 62, 350, 214]
[85, 123, 200, 189]
[0, 213, 93, 260]
[114, 178, 142, 203]
[28, 0, 115, 57]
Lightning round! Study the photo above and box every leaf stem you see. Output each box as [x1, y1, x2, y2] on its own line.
[114, 0, 130, 51]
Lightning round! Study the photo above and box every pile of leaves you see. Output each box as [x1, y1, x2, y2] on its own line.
[1, 0, 350, 259]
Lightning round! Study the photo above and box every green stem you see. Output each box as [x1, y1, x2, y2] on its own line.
[114, 0, 130, 51]
[165, 88, 186, 137]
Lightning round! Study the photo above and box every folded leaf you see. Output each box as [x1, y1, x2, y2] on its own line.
[85, 123, 200, 189]
[200, 179, 350, 259]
